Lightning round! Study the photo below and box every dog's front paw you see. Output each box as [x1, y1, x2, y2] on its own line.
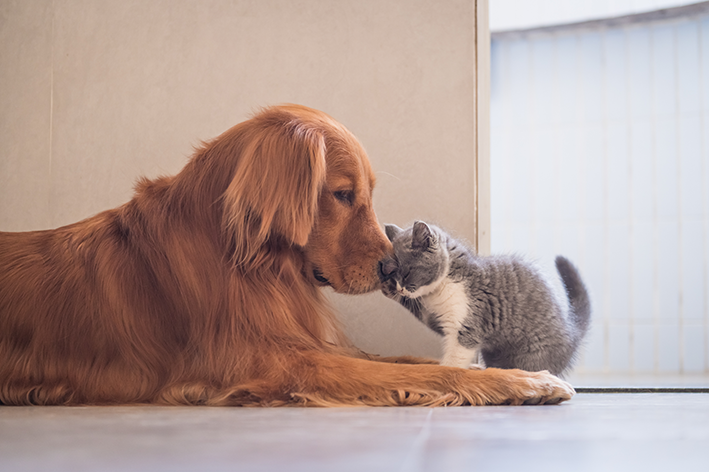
[482, 368, 575, 405]
[517, 370, 575, 405]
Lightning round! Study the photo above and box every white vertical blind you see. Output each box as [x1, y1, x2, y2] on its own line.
[490, 0, 701, 31]
[491, 13, 709, 375]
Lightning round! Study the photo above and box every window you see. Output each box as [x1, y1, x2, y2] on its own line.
[491, 2, 709, 385]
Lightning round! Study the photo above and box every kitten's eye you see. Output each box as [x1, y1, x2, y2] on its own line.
[333, 190, 354, 206]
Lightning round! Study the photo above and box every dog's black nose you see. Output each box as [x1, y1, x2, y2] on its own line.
[378, 258, 398, 282]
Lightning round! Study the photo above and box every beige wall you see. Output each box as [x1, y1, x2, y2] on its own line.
[0, 0, 487, 359]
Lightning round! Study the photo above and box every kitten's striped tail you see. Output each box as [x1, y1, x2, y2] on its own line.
[555, 256, 591, 345]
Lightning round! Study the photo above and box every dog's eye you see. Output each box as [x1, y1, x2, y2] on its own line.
[333, 190, 354, 206]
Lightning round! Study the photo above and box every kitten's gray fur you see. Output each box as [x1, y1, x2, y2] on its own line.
[380, 221, 591, 376]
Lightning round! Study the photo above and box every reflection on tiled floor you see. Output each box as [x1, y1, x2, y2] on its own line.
[1, 394, 707, 472]
[567, 372, 709, 387]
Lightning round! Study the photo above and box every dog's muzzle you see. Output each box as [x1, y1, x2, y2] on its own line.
[377, 258, 398, 282]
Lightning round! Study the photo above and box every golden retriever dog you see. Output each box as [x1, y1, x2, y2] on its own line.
[0, 105, 574, 406]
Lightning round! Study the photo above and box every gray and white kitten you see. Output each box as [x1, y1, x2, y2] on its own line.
[379, 221, 590, 376]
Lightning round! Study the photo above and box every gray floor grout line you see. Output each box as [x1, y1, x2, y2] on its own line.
[576, 387, 709, 393]
[398, 408, 433, 472]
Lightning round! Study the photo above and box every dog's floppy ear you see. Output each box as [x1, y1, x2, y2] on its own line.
[222, 111, 327, 269]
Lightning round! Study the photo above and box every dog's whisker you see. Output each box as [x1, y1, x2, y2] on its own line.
[376, 171, 401, 181]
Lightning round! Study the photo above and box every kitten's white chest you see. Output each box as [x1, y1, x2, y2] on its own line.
[421, 279, 469, 328]
[421, 279, 479, 368]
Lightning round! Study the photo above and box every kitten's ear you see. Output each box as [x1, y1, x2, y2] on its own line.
[380, 258, 399, 278]
[412, 221, 433, 250]
[385, 224, 403, 242]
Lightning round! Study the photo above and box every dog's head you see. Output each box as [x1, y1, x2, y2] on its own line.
[220, 104, 391, 294]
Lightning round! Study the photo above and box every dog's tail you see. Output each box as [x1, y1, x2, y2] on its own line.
[555, 256, 591, 347]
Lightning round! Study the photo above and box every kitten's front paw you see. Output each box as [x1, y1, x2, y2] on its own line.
[468, 363, 485, 371]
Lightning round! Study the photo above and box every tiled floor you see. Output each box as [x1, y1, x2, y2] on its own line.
[567, 372, 709, 387]
[1, 393, 707, 472]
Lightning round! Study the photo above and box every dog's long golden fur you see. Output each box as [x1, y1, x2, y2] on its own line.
[0, 105, 574, 406]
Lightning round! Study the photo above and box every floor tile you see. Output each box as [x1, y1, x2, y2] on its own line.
[1, 394, 707, 472]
